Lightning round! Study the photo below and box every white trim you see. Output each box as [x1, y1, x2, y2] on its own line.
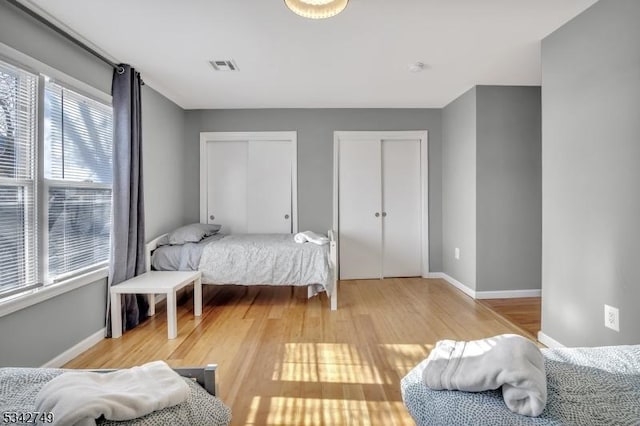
[0, 268, 108, 318]
[291, 136, 298, 233]
[41, 328, 105, 368]
[199, 131, 298, 233]
[427, 273, 540, 300]
[437, 273, 477, 299]
[44, 179, 111, 190]
[333, 130, 429, 278]
[424, 272, 445, 279]
[475, 289, 542, 299]
[537, 331, 566, 348]
[334, 131, 429, 141]
[420, 131, 430, 278]
[332, 134, 340, 277]
[0, 41, 111, 103]
[199, 136, 207, 224]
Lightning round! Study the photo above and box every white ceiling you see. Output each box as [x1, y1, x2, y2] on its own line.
[22, 0, 597, 109]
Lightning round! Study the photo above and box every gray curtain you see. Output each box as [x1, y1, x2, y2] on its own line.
[106, 64, 148, 337]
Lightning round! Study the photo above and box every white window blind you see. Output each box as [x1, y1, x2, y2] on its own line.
[44, 81, 113, 281]
[0, 59, 38, 297]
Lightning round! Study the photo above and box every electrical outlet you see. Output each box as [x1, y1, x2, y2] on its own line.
[454, 248, 460, 260]
[604, 304, 619, 332]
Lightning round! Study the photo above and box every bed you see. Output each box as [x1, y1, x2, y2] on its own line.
[146, 227, 338, 311]
[401, 344, 640, 425]
[0, 364, 231, 425]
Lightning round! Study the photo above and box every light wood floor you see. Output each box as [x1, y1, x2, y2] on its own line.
[66, 278, 537, 425]
[478, 297, 541, 339]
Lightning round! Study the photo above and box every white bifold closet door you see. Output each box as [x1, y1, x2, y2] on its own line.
[338, 137, 421, 279]
[206, 141, 248, 234]
[206, 139, 293, 234]
[247, 141, 292, 233]
[381, 140, 421, 278]
[338, 139, 383, 279]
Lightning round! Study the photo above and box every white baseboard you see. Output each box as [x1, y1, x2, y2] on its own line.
[475, 289, 541, 299]
[41, 328, 105, 368]
[424, 272, 445, 279]
[537, 331, 565, 348]
[436, 273, 476, 299]
[427, 273, 540, 300]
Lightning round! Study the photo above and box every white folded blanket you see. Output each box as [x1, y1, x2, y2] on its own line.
[294, 231, 329, 245]
[422, 334, 547, 417]
[35, 360, 190, 426]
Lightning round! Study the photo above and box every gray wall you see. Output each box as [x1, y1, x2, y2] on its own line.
[476, 86, 541, 292]
[442, 85, 541, 293]
[185, 109, 444, 272]
[0, 1, 187, 366]
[442, 88, 477, 289]
[0, 1, 111, 94]
[0, 280, 107, 366]
[142, 85, 187, 239]
[541, 0, 640, 346]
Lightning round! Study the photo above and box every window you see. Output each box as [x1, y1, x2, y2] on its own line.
[44, 82, 113, 282]
[0, 56, 113, 299]
[0, 60, 37, 297]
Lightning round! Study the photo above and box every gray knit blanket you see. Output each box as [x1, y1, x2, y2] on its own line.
[402, 344, 640, 425]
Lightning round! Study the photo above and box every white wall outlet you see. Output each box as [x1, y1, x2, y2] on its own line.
[454, 248, 460, 260]
[604, 304, 619, 332]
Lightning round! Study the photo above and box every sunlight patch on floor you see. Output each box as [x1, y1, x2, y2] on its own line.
[271, 343, 384, 384]
[378, 343, 432, 376]
[246, 396, 402, 425]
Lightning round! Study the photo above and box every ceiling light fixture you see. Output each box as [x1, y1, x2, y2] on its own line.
[284, 0, 349, 19]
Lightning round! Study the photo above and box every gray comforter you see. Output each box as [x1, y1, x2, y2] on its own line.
[152, 233, 332, 294]
[401, 344, 640, 425]
[198, 234, 332, 294]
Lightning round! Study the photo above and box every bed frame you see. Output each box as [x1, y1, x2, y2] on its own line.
[145, 230, 339, 311]
[96, 364, 218, 396]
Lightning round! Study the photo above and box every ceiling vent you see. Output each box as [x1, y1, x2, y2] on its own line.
[209, 60, 239, 71]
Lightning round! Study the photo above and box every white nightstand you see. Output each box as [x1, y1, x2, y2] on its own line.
[110, 271, 202, 339]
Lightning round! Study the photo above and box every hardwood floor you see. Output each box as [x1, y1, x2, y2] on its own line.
[478, 297, 541, 339]
[66, 278, 536, 425]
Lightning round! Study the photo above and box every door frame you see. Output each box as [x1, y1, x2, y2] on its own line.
[200, 131, 298, 233]
[333, 130, 429, 277]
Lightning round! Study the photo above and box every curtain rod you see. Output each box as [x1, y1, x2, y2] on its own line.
[6, 0, 123, 72]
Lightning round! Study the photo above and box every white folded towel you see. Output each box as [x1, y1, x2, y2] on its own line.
[422, 334, 547, 417]
[35, 360, 190, 426]
[294, 231, 329, 245]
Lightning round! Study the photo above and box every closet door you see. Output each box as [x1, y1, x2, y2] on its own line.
[338, 139, 382, 279]
[206, 141, 248, 233]
[202, 132, 297, 235]
[382, 139, 421, 277]
[247, 140, 292, 233]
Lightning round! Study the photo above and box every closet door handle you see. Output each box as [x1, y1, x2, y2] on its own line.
[382, 212, 387, 217]
[284, 214, 290, 219]
[375, 212, 380, 217]
[209, 214, 215, 221]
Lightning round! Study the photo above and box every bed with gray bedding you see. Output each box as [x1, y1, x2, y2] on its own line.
[0, 366, 231, 426]
[401, 344, 640, 425]
[151, 233, 333, 295]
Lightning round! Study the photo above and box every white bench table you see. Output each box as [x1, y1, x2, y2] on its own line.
[110, 271, 202, 339]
